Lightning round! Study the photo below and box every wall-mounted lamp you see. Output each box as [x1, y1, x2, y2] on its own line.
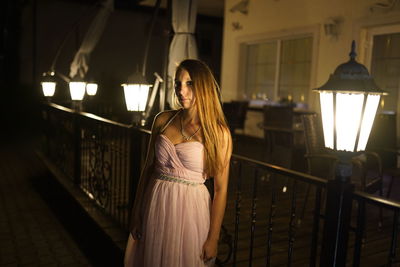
[323, 17, 342, 39]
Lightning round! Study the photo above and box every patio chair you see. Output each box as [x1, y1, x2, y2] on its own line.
[301, 114, 338, 179]
[222, 101, 249, 136]
[260, 105, 304, 170]
[366, 112, 399, 199]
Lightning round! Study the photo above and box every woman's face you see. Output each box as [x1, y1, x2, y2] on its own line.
[175, 69, 195, 109]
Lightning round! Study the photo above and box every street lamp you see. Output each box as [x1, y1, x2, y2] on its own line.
[121, 0, 161, 126]
[40, 1, 102, 106]
[69, 76, 86, 111]
[316, 41, 386, 267]
[121, 70, 151, 125]
[69, 78, 86, 100]
[86, 82, 98, 96]
[41, 72, 56, 100]
[315, 41, 386, 156]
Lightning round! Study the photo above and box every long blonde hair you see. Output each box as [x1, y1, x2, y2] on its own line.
[175, 59, 229, 176]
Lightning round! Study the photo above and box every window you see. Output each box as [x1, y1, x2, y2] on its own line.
[243, 36, 313, 103]
[370, 32, 400, 112]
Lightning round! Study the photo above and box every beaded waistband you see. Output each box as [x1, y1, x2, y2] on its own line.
[156, 173, 203, 186]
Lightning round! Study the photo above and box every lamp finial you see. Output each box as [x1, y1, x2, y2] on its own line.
[349, 40, 357, 60]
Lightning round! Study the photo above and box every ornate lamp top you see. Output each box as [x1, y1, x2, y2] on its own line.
[123, 66, 151, 86]
[315, 41, 386, 95]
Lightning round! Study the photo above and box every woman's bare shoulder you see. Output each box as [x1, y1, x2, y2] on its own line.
[152, 109, 180, 129]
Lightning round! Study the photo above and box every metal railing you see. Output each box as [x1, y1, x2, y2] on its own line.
[40, 103, 400, 266]
[224, 155, 327, 266]
[41, 103, 150, 229]
[351, 191, 400, 267]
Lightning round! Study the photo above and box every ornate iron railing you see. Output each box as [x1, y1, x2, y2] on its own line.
[40, 103, 400, 266]
[41, 103, 150, 229]
[224, 154, 327, 266]
[42, 104, 76, 181]
[351, 191, 400, 267]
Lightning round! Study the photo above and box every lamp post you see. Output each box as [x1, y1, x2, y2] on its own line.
[40, 1, 100, 106]
[316, 41, 386, 266]
[316, 41, 386, 156]
[122, 71, 151, 126]
[121, 0, 161, 126]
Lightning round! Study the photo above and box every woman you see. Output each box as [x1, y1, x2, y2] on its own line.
[124, 59, 232, 267]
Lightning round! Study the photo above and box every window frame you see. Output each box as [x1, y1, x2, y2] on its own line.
[237, 26, 319, 104]
[363, 24, 400, 70]
[362, 23, 400, 142]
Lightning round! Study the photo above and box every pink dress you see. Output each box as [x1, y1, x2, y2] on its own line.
[130, 132, 212, 267]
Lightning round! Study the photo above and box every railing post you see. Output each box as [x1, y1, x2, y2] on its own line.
[320, 160, 354, 266]
[73, 112, 82, 186]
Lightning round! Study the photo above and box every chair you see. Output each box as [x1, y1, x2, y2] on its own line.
[302, 114, 338, 179]
[367, 113, 399, 199]
[297, 114, 337, 223]
[261, 105, 305, 171]
[222, 101, 249, 135]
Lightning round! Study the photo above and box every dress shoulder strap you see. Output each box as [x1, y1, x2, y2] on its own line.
[160, 109, 181, 134]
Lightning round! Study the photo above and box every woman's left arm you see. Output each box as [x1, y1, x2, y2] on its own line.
[202, 127, 232, 261]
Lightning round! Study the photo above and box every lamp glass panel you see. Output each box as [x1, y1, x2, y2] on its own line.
[357, 94, 381, 151]
[336, 93, 364, 152]
[319, 92, 334, 149]
[69, 82, 86, 100]
[41, 82, 56, 97]
[123, 84, 150, 111]
[86, 83, 98, 96]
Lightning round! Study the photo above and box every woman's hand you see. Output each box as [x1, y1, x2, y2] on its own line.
[131, 218, 143, 241]
[201, 238, 218, 263]
[124, 233, 138, 266]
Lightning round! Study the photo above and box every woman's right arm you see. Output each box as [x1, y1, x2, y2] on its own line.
[129, 111, 172, 239]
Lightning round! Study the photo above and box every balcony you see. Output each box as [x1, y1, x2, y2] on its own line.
[2, 103, 399, 266]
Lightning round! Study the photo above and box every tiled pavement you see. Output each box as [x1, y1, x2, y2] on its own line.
[0, 146, 91, 266]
